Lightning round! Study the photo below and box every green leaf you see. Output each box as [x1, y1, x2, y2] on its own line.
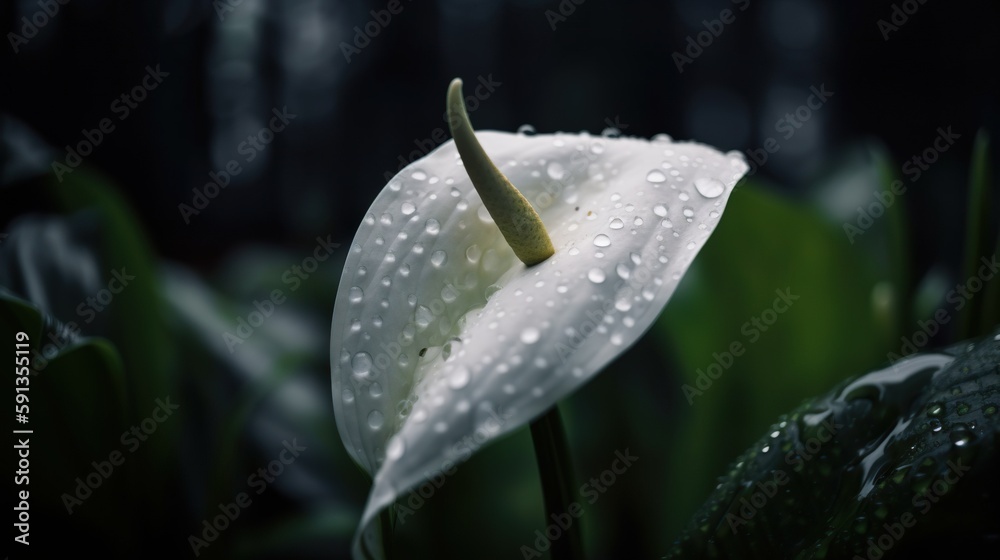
[656, 182, 891, 538]
[1, 291, 133, 541]
[960, 129, 995, 338]
[666, 328, 1000, 558]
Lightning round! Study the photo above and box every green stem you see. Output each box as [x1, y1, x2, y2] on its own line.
[530, 405, 584, 560]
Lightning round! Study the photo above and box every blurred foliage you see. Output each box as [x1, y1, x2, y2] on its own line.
[1, 126, 997, 560]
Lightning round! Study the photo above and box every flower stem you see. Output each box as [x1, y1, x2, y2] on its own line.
[529, 405, 584, 560]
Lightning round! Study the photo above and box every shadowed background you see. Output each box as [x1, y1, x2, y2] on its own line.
[2, 0, 998, 558]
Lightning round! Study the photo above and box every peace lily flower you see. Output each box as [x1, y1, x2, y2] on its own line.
[331, 79, 748, 558]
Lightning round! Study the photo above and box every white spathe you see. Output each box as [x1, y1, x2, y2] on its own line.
[331, 130, 748, 558]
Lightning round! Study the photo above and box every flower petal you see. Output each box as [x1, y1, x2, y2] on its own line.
[331, 130, 748, 558]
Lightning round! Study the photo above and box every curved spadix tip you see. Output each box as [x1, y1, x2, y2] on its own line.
[446, 78, 555, 267]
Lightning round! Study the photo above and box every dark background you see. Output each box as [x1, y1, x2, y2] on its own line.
[2, 0, 999, 559]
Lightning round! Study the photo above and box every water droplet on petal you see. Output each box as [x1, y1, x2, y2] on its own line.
[518, 124, 536, 135]
[425, 219, 441, 234]
[646, 170, 667, 183]
[683, 207, 695, 218]
[368, 410, 384, 429]
[521, 327, 540, 344]
[380, 213, 393, 225]
[342, 388, 355, 403]
[349, 286, 364, 303]
[415, 305, 434, 328]
[431, 250, 448, 267]
[401, 201, 416, 215]
[369, 382, 383, 398]
[351, 352, 373, 377]
[411, 170, 427, 181]
[609, 218, 624, 230]
[593, 234, 612, 247]
[695, 177, 726, 198]
[449, 367, 470, 389]
[386, 436, 405, 460]
[547, 162, 566, 180]
[466, 244, 482, 263]
[588, 268, 606, 283]
[653, 204, 668, 217]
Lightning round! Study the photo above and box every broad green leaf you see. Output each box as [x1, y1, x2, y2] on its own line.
[657, 182, 891, 538]
[667, 328, 1000, 558]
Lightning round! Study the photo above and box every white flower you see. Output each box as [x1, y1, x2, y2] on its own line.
[331, 79, 748, 558]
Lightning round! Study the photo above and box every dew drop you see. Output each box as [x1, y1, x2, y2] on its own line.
[380, 213, 393, 226]
[342, 388, 355, 403]
[646, 170, 667, 183]
[411, 170, 427, 181]
[466, 244, 482, 263]
[682, 207, 695, 218]
[521, 327, 540, 344]
[678, 192, 690, 202]
[485, 284, 502, 300]
[431, 250, 448, 267]
[694, 177, 725, 198]
[593, 234, 612, 247]
[415, 305, 434, 328]
[348, 286, 364, 303]
[616, 262, 630, 280]
[449, 367, 470, 389]
[547, 162, 566, 180]
[950, 427, 975, 448]
[351, 352, 373, 377]
[425, 219, 441, 234]
[367, 410, 384, 429]
[369, 382, 383, 398]
[517, 124, 536, 135]
[653, 204, 668, 217]
[609, 218, 625, 230]
[401, 201, 416, 215]
[588, 268, 606, 283]
[661, 219, 673, 229]
[386, 436, 405, 460]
